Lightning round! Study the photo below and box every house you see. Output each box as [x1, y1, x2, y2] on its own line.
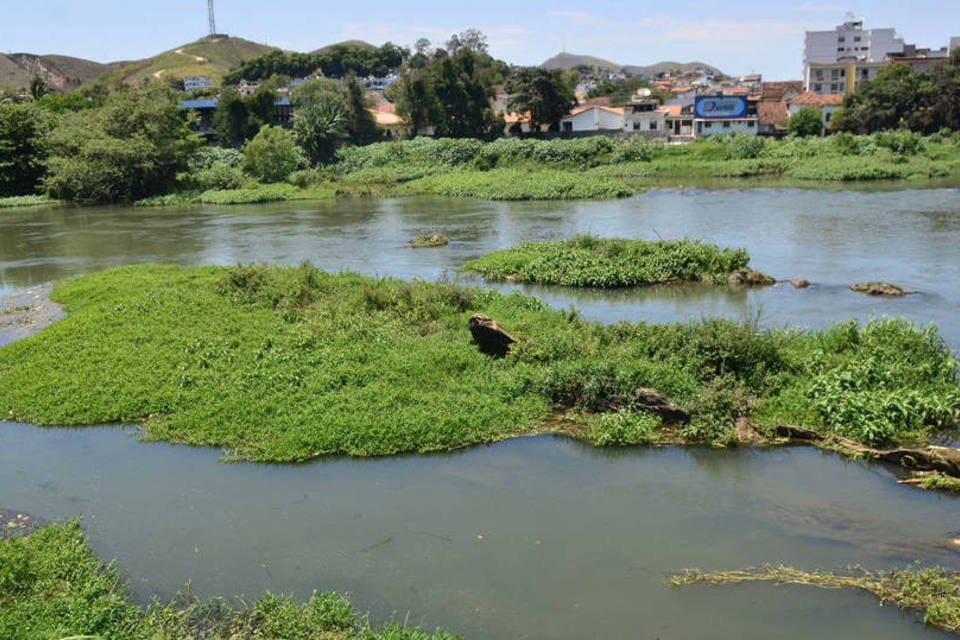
[623, 99, 666, 138]
[560, 106, 626, 133]
[758, 102, 790, 136]
[760, 81, 803, 103]
[786, 91, 844, 132]
[662, 103, 693, 140]
[177, 98, 218, 134]
[236, 79, 260, 96]
[183, 76, 213, 92]
[693, 95, 759, 137]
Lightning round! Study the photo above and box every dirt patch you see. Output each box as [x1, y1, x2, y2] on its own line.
[0, 283, 64, 347]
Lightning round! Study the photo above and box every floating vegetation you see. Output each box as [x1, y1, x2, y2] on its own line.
[408, 233, 449, 248]
[461, 235, 751, 288]
[670, 564, 960, 633]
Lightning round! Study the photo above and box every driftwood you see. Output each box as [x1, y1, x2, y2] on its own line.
[468, 314, 516, 357]
[773, 425, 960, 478]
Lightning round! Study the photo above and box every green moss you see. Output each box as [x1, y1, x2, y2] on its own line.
[461, 236, 750, 288]
[408, 233, 449, 248]
[0, 519, 457, 639]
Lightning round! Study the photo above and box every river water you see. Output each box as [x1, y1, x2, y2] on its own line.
[1, 188, 959, 638]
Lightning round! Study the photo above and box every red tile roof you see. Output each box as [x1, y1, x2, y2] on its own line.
[788, 91, 844, 107]
[758, 102, 789, 128]
[761, 81, 803, 101]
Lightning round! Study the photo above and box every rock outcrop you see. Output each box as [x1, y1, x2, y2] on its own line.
[468, 314, 516, 357]
[728, 269, 775, 287]
[850, 282, 912, 297]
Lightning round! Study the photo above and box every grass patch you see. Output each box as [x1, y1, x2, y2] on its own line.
[399, 169, 633, 200]
[199, 184, 299, 205]
[0, 519, 457, 639]
[408, 233, 449, 248]
[0, 265, 956, 461]
[670, 564, 960, 633]
[461, 235, 751, 288]
[0, 195, 60, 209]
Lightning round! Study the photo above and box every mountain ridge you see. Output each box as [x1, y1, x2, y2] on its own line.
[542, 52, 723, 78]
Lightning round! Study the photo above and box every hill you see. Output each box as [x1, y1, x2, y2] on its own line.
[0, 53, 123, 91]
[93, 36, 277, 87]
[310, 40, 377, 55]
[542, 52, 723, 78]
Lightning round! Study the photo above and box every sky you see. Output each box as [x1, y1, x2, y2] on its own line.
[2, 1, 958, 79]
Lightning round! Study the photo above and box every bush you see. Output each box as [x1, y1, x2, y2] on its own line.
[243, 125, 306, 183]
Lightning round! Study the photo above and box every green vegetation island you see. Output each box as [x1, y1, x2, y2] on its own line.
[1, 263, 957, 467]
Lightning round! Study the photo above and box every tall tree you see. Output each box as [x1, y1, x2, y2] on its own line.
[345, 76, 380, 145]
[506, 67, 576, 131]
[212, 87, 249, 148]
[0, 103, 51, 196]
[293, 91, 348, 164]
[46, 84, 200, 203]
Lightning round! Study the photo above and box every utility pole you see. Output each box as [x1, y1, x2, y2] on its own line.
[208, 0, 217, 37]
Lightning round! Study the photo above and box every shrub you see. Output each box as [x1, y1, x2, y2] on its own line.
[243, 125, 306, 183]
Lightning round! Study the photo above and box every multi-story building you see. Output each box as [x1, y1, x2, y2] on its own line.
[803, 17, 903, 93]
[183, 76, 213, 92]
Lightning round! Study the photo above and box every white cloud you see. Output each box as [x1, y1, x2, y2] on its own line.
[548, 10, 613, 27]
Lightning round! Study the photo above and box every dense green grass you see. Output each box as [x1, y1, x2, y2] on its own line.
[0, 195, 60, 209]
[461, 236, 752, 288]
[0, 264, 956, 461]
[0, 519, 456, 639]
[399, 169, 632, 200]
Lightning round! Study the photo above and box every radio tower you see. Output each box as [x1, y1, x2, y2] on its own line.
[208, 0, 217, 37]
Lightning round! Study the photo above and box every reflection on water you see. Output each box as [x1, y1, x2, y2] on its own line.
[0, 425, 957, 639]
[2, 188, 960, 638]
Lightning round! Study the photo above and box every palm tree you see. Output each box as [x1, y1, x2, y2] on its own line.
[293, 92, 348, 165]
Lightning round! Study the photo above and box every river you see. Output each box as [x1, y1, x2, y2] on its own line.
[1, 188, 959, 638]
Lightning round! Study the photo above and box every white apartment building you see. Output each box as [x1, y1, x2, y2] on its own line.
[803, 17, 903, 93]
[183, 76, 213, 92]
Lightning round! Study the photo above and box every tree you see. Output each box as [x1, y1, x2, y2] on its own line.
[0, 103, 51, 196]
[243, 125, 304, 182]
[212, 87, 249, 147]
[345, 76, 380, 145]
[787, 107, 824, 137]
[29, 76, 49, 101]
[835, 63, 937, 133]
[45, 84, 200, 203]
[293, 92, 348, 165]
[506, 67, 576, 131]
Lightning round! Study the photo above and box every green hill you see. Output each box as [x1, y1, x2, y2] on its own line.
[94, 36, 278, 87]
[542, 52, 723, 78]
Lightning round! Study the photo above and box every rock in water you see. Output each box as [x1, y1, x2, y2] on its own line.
[790, 278, 812, 288]
[728, 269, 775, 287]
[850, 282, 910, 296]
[469, 314, 516, 357]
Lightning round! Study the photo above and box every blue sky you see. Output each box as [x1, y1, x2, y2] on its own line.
[2, 1, 958, 79]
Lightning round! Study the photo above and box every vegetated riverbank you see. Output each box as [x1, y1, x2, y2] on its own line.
[0, 263, 956, 466]
[461, 236, 758, 287]
[110, 132, 960, 206]
[671, 564, 960, 634]
[0, 518, 456, 639]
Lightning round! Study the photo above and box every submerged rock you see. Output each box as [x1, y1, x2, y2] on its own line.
[789, 278, 812, 289]
[468, 314, 516, 357]
[850, 282, 911, 297]
[728, 269, 775, 287]
[633, 387, 690, 424]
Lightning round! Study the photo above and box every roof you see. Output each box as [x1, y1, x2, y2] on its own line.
[788, 91, 844, 107]
[178, 99, 218, 109]
[660, 104, 684, 117]
[368, 109, 403, 126]
[758, 102, 790, 128]
[721, 87, 751, 96]
[565, 105, 626, 118]
[581, 96, 612, 107]
[760, 81, 803, 101]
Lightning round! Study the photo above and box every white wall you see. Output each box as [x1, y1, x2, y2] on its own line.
[695, 119, 759, 137]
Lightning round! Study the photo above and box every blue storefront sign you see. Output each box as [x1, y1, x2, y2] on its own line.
[695, 96, 748, 119]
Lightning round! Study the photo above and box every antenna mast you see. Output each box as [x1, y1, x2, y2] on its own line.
[208, 0, 217, 37]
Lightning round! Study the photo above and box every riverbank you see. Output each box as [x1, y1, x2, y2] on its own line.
[0, 263, 956, 465]
[0, 518, 456, 639]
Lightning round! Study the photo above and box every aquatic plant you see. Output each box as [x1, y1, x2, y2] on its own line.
[0, 195, 59, 209]
[670, 564, 960, 633]
[0, 519, 458, 639]
[0, 264, 956, 462]
[408, 233, 449, 248]
[461, 236, 751, 287]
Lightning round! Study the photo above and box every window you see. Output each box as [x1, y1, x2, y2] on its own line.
[815, 70, 824, 80]
[814, 83, 822, 91]
[747, 121, 755, 127]
[723, 122, 731, 128]
[838, 36, 846, 43]
[830, 84, 838, 92]
[633, 122, 641, 130]
[838, 47, 845, 52]
[649, 121, 657, 130]
[840, 69, 846, 77]
[861, 69, 869, 78]
[853, 36, 861, 42]
[704, 122, 712, 129]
